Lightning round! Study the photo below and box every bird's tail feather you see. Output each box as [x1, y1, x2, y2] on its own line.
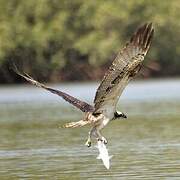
[62, 120, 89, 128]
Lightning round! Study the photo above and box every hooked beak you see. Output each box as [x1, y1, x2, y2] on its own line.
[121, 113, 127, 119]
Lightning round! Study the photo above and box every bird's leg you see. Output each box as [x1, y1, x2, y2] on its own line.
[85, 127, 108, 147]
[85, 127, 97, 147]
[85, 131, 92, 147]
[96, 130, 108, 144]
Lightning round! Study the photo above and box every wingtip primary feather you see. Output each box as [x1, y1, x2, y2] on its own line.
[13, 64, 40, 86]
[132, 22, 154, 54]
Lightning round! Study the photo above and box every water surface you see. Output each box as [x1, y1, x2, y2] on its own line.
[0, 79, 180, 179]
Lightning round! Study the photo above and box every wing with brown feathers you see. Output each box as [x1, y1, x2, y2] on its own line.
[14, 69, 94, 113]
[94, 23, 154, 117]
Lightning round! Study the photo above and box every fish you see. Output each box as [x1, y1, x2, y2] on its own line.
[96, 140, 113, 169]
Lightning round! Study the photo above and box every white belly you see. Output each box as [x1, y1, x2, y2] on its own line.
[97, 117, 110, 130]
[103, 118, 110, 126]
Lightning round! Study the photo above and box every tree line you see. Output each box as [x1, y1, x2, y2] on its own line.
[0, 0, 179, 83]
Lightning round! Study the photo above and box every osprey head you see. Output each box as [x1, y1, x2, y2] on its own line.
[113, 111, 127, 120]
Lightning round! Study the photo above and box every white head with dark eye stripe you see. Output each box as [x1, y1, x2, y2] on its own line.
[113, 111, 127, 120]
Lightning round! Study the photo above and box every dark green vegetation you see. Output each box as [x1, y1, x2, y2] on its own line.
[0, 0, 179, 83]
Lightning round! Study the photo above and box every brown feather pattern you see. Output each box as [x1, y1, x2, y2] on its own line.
[14, 68, 94, 113]
[94, 23, 154, 115]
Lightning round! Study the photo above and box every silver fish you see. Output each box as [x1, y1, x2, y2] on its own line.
[96, 140, 113, 169]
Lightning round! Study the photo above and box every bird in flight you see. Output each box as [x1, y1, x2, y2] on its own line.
[15, 23, 154, 147]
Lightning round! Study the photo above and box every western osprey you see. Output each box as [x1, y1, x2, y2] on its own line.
[15, 23, 154, 147]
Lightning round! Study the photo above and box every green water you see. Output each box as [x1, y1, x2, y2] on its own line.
[0, 79, 180, 179]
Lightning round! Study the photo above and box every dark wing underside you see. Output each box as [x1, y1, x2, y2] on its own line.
[94, 23, 154, 117]
[15, 69, 94, 113]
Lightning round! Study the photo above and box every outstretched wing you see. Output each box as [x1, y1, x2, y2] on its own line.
[94, 23, 154, 117]
[14, 69, 94, 113]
